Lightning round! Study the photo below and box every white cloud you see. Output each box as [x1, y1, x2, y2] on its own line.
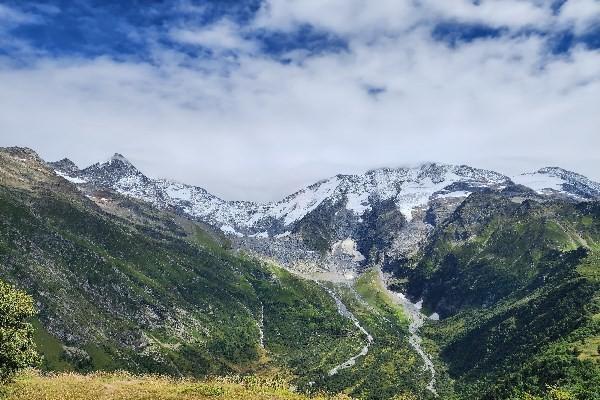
[170, 20, 256, 52]
[0, 2, 599, 201]
[424, 0, 552, 29]
[254, 0, 554, 35]
[558, 0, 600, 34]
[254, 0, 420, 35]
[255, 0, 600, 40]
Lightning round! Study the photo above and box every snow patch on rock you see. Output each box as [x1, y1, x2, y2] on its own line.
[55, 171, 88, 184]
[220, 225, 243, 237]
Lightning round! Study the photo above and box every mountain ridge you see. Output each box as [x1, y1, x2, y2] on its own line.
[49, 153, 600, 239]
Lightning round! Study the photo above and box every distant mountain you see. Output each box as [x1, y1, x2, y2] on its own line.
[51, 156, 600, 240]
[513, 167, 600, 200]
[51, 156, 508, 233]
[49, 154, 600, 275]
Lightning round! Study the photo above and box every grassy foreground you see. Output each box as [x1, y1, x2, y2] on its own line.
[0, 370, 352, 400]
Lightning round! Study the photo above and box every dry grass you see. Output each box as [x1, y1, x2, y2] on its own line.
[575, 336, 600, 362]
[0, 370, 352, 400]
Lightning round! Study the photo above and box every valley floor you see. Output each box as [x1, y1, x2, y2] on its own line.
[0, 370, 350, 400]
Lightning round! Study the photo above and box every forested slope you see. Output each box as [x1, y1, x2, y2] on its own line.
[390, 193, 600, 399]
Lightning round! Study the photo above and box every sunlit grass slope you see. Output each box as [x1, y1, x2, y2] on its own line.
[0, 370, 352, 400]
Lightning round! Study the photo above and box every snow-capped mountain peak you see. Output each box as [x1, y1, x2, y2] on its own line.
[50, 158, 80, 175]
[512, 167, 600, 200]
[108, 153, 134, 167]
[49, 155, 599, 238]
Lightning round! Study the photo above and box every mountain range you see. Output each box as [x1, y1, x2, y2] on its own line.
[51, 154, 600, 239]
[50, 153, 600, 277]
[1, 146, 598, 399]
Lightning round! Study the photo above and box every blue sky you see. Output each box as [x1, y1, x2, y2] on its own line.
[0, 0, 599, 200]
[3, 1, 599, 60]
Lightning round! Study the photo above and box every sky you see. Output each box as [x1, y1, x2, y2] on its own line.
[0, 0, 599, 201]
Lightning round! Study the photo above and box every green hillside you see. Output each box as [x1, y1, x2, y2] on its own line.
[391, 193, 600, 399]
[0, 148, 362, 382]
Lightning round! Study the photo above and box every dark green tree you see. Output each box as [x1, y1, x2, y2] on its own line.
[0, 279, 40, 382]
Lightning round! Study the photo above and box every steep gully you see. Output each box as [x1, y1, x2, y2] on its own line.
[316, 274, 437, 396]
[317, 283, 374, 377]
[377, 269, 438, 396]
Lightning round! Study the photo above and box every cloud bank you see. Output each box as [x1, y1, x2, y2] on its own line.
[0, 0, 598, 201]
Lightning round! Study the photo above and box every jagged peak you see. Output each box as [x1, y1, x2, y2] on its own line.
[83, 152, 138, 172]
[76, 153, 145, 189]
[41, 148, 600, 236]
[57, 157, 76, 164]
[49, 157, 79, 171]
[49, 161, 80, 179]
[108, 153, 133, 166]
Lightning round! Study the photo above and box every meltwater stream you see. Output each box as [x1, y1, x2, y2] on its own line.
[314, 276, 437, 396]
[392, 291, 438, 396]
[318, 283, 374, 376]
[374, 268, 438, 396]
